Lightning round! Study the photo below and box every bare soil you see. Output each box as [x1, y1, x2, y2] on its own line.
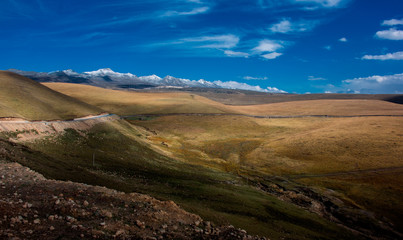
[0, 161, 266, 240]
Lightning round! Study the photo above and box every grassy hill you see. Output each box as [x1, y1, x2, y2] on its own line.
[43, 83, 232, 115]
[130, 114, 403, 235]
[0, 71, 102, 120]
[0, 79, 362, 239]
[45, 82, 403, 117]
[2, 79, 400, 238]
[169, 88, 403, 105]
[231, 99, 403, 116]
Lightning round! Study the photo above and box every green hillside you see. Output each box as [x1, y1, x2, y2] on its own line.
[0, 71, 102, 120]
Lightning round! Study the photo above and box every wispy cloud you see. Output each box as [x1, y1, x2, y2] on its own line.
[362, 51, 403, 60]
[243, 76, 268, 80]
[262, 52, 282, 59]
[224, 50, 250, 58]
[269, 19, 317, 33]
[376, 28, 403, 40]
[253, 39, 283, 52]
[324, 45, 332, 50]
[252, 39, 284, 60]
[339, 37, 347, 42]
[162, 6, 209, 17]
[294, 0, 346, 8]
[179, 34, 240, 49]
[186, 0, 203, 3]
[308, 75, 326, 81]
[382, 19, 403, 26]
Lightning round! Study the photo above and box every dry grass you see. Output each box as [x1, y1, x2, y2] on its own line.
[45, 83, 403, 117]
[132, 116, 403, 175]
[0, 71, 101, 120]
[230, 99, 403, 116]
[44, 83, 232, 115]
[131, 114, 403, 232]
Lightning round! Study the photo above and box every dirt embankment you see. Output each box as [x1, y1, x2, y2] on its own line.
[0, 114, 120, 141]
[0, 161, 265, 240]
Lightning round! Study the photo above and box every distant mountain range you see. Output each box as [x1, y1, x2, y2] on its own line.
[8, 68, 286, 93]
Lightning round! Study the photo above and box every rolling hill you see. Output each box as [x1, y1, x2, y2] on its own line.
[0, 71, 102, 120]
[44, 82, 403, 117]
[42, 82, 233, 115]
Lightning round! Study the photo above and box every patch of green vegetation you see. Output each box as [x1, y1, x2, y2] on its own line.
[299, 173, 403, 233]
[0, 129, 39, 140]
[15, 121, 355, 240]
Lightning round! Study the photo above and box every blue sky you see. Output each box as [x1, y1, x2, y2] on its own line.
[1, 0, 403, 93]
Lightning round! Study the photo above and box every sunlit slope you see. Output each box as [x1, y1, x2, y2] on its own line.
[230, 99, 403, 116]
[46, 83, 403, 116]
[131, 115, 403, 174]
[131, 115, 403, 233]
[44, 83, 233, 115]
[0, 71, 101, 120]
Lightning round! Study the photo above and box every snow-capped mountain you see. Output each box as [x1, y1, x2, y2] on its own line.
[7, 68, 287, 93]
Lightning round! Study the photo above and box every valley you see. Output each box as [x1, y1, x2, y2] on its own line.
[0, 71, 402, 239]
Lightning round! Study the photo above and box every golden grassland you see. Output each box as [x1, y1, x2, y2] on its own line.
[0, 71, 101, 120]
[231, 99, 403, 116]
[43, 83, 233, 115]
[45, 82, 403, 116]
[0, 74, 401, 238]
[131, 116, 403, 174]
[130, 115, 403, 230]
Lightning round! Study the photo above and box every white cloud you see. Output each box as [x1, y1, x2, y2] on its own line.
[162, 6, 209, 17]
[261, 52, 282, 59]
[253, 39, 283, 52]
[294, 0, 345, 7]
[270, 20, 292, 33]
[267, 86, 287, 93]
[187, 0, 203, 3]
[340, 73, 403, 94]
[362, 51, 403, 60]
[180, 34, 240, 49]
[376, 28, 403, 40]
[269, 19, 316, 33]
[308, 76, 326, 81]
[224, 50, 250, 58]
[339, 37, 347, 42]
[382, 19, 403, 26]
[213, 80, 286, 93]
[243, 76, 268, 80]
[324, 45, 331, 50]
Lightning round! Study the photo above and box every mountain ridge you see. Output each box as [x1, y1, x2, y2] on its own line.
[8, 68, 286, 93]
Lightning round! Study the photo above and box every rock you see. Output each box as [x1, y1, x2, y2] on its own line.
[136, 220, 145, 229]
[48, 215, 55, 221]
[115, 229, 125, 236]
[83, 200, 89, 207]
[102, 210, 113, 218]
[100, 222, 106, 226]
[33, 219, 40, 224]
[49, 226, 55, 231]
